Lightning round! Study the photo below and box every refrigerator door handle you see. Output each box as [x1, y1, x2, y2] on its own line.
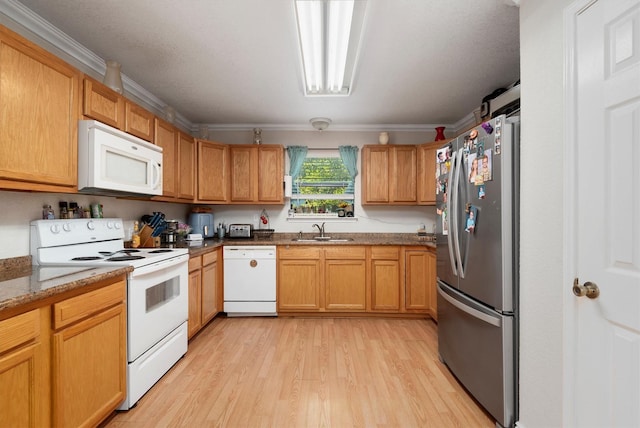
[438, 284, 501, 327]
[446, 149, 458, 276]
[452, 148, 465, 279]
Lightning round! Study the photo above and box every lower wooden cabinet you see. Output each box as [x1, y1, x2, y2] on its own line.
[278, 245, 436, 317]
[52, 283, 127, 428]
[278, 247, 322, 311]
[0, 308, 49, 428]
[370, 246, 401, 311]
[188, 248, 222, 338]
[404, 247, 437, 318]
[278, 246, 366, 312]
[324, 247, 366, 311]
[0, 276, 127, 428]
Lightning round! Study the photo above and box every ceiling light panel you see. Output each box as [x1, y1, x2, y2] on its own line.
[295, 0, 366, 97]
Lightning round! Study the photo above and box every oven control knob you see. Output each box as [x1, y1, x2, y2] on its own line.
[87, 220, 95, 230]
[113, 222, 121, 230]
[50, 224, 60, 234]
[62, 222, 71, 232]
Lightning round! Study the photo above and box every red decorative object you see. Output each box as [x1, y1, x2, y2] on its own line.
[435, 126, 446, 141]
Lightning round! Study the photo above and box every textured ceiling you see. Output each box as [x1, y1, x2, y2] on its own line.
[16, 0, 520, 128]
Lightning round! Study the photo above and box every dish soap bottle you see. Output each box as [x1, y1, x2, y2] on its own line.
[132, 221, 140, 248]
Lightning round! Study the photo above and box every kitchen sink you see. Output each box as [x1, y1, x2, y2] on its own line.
[291, 237, 354, 242]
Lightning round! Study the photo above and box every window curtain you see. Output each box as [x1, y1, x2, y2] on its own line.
[339, 145, 358, 194]
[287, 145, 308, 193]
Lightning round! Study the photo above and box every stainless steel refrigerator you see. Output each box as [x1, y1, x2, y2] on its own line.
[435, 114, 519, 428]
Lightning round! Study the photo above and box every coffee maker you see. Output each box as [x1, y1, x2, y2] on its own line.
[161, 220, 179, 244]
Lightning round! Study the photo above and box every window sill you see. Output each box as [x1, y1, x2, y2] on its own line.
[287, 214, 358, 222]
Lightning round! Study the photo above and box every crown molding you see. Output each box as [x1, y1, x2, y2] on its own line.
[0, 0, 192, 130]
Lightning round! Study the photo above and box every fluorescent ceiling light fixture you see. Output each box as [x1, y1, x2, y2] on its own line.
[295, 0, 366, 96]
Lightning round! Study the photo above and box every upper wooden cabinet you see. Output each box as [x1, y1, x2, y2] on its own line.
[229, 145, 284, 204]
[197, 139, 229, 203]
[417, 141, 443, 205]
[178, 131, 196, 200]
[362, 145, 417, 205]
[153, 118, 195, 202]
[84, 76, 154, 142]
[124, 101, 154, 142]
[83, 76, 124, 128]
[0, 25, 81, 193]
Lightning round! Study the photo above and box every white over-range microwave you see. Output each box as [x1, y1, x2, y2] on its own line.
[78, 120, 163, 196]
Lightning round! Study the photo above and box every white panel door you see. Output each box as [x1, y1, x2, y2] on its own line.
[571, 0, 640, 426]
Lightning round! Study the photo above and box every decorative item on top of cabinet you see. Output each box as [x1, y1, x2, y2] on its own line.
[0, 25, 81, 193]
[103, 60, 124, 94]
[435, 126, 446, 141]
[378, 131, 389, 145]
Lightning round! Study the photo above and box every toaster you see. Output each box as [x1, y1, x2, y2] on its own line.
[228, 224, 252, 238]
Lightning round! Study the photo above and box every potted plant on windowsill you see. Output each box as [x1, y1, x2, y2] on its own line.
[337, 202, 348, 217]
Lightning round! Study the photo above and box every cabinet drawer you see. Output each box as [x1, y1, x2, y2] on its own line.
[53, 280, 126, 329]
[0, 309, 40, 354]
[189, 256, 202, 272]
[202, 250, 218, 266]
[278, 246, 321, 259]
[324, 246, 366, 260]
[371, 246, 400, 260]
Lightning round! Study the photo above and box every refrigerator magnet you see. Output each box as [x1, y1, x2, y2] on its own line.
[481, 122, 494, 134]
[478, 184, 486, 199]
[465, 206, 478, 233]
[495, 136, 502, 155]
[468, 153, 479, 184]
[481, 149, 492, 181]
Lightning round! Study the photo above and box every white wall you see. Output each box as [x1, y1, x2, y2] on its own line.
[518, 0, 571, 426]
[0, 190, 190, 260]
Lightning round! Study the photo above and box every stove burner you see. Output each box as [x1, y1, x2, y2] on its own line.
[72, 256, 104, 261]
[148, 249, 173, 253]
[107, 255, 146, 262]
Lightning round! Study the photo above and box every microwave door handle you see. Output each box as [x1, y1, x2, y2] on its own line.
[151, 161, 162, 190]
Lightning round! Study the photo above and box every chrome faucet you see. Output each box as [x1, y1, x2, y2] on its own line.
[312, 222, 326, 237]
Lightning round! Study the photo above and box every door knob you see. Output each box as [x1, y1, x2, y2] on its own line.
[573, 278, 600, 299]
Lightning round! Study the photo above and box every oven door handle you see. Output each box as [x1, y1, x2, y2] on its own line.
[130, 254, 188, 278]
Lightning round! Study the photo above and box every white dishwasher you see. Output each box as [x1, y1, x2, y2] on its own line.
[223, 246, 277, 316]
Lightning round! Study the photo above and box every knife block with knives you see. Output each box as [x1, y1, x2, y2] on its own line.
[140, 212, 165, 247]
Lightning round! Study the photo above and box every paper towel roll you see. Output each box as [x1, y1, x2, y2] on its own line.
[284, 175, 292, 197]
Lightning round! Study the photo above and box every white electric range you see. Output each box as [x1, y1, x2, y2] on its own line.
[30, 218, 189, 410]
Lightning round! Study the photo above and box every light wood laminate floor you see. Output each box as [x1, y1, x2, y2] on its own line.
[104, 317, 494, 427]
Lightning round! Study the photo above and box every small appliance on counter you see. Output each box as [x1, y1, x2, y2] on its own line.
[162, 220, 180, 244]
[188, 211, 214, 238]
[228, 224, 253, 239]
